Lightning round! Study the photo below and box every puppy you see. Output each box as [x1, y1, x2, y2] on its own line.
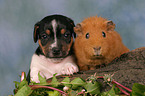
[29, 15, 79, 83]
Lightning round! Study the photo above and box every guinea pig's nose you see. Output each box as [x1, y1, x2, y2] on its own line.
[93, 47, 101, 51]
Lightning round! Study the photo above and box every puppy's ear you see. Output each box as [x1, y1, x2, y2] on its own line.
[105, 20, 115, 31]
[66, 17, 75, 27]
[66, 17, 76, 38]
[74, 23, 83, 36]
[33, 22, 40, 43]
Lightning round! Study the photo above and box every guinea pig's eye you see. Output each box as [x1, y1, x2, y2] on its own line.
[86, 33, 90, 39]
[102, 32, 106, 37]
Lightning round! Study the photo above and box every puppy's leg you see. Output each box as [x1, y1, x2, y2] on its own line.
[30, 68, 40, 83]
[61, 62, 79, 75]
[30, 54, 43, 83]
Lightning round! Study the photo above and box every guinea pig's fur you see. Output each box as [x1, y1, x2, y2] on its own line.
[74, 16, 129, 71]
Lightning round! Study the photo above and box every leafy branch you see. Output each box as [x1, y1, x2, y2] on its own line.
[11, 72, 145, 96]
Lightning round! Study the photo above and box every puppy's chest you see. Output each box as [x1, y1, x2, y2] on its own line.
[38, 55, 64, 70]
[33, 54, 74, 71]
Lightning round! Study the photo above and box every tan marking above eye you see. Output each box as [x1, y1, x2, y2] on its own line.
[38, 39, 46, 55]
[46, 29, 50, 35]
[67, 37, 73, 52]
[61, 29, 66, 34]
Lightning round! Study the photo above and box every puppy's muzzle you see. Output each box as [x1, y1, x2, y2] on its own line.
[52, 47, 61, 56]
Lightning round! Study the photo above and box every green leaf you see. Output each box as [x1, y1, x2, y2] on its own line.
[38, 72, 47, 84]
[47, 90, 60, 96]
[13, 81, 20, 89]
[18, 79, 28, 90]
[84, 82, 100, 95]
[101, 84, 119, 96]
[50, 74, 60, 87]
[68, 89, 77, 96]
[61, 77, 71, 87]
[29, 81, 36, 85]
[61, 77, 70, 83]
[70, 77, 86, 89]
[14, 72, 28, 90]
[15, 85, 33, 96]
[131, 83, 145, 96]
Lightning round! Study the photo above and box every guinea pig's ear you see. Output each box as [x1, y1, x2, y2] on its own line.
[105, 20, 115, 31]
[74, 23, 83, 36]
[33, 22, 40, 43]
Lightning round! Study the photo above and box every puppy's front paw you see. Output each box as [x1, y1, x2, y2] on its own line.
[31, 76, 40, 83]
[61, 63, 79, 75]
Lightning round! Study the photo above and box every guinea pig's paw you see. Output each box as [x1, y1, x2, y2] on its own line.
[61, 63, 79, 75]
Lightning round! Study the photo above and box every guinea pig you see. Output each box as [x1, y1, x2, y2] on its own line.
[74, 16, 130, 71]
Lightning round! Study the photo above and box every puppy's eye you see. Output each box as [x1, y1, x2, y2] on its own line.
[42, 34, 47, 39]
[64, 33, 70, 38]
[86, 33, 90, 39]
[102, 32, 106, 37]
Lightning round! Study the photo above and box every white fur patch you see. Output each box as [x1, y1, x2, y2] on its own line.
[49, 58, 64, 63]
[51, 19, 57, 48]
[30, 54, 79, 83]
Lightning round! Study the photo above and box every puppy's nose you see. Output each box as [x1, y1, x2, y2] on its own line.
[52, 47, 61, 55]
[93, 47, 101, 51]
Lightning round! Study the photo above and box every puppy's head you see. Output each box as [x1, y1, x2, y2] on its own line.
[34, 15, 75, 59]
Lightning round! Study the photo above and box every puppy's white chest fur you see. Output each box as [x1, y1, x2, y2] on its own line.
[30, 54, 79, 83]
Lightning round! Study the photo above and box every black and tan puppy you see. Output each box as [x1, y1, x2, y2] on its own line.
[30, 15, 79, 83]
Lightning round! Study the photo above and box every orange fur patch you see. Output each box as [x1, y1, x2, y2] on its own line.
[34, 26, 39, 42]
[38, 39, 46, 56]
[74, 15, 130, 71]
[46, 29, 50, 35]
[61, 29, 66, 34]
[67, 37, 73, 52]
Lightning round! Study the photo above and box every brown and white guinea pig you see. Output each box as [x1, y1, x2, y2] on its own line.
[74, 16, 129, 71]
